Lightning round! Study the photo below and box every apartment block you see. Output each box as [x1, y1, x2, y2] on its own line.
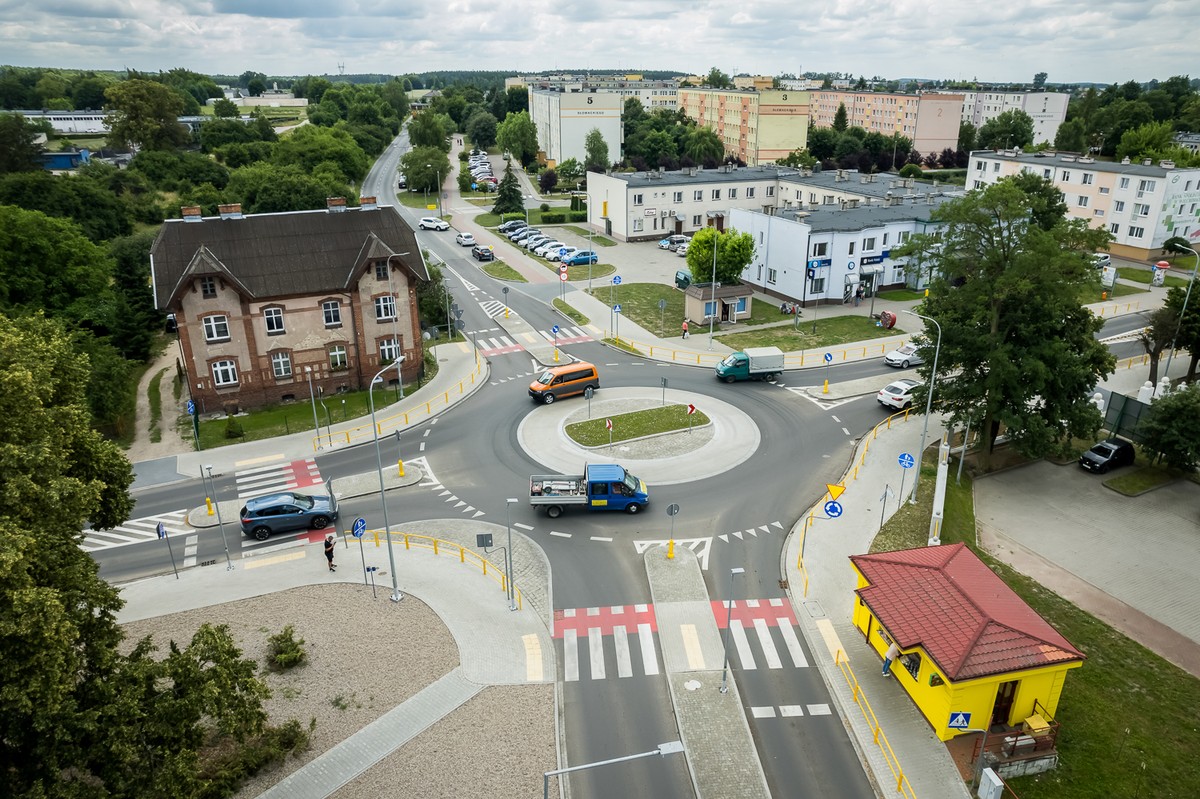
[676, 88, 811, 166]
[511, 74, 678, 111]
[528, 88, 624, 166]
[953, 91, 1069, 145]
[810, 91, 963, 155]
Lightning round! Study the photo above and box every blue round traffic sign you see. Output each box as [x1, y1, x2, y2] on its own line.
[551, 324, 560, 334]
[898, 453, 915, 469]
[847, 260, 856, 271]
[612, 276, 622, 285]
[824, 500, 844, 518]
[823, 352, 833, 363]
[352, 517, 367, 538]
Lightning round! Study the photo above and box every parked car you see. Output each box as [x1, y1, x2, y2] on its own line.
[419, 217, 449, 231]
[676, 243, 690, 257]
[455, 232, 476, 246]
[477, 176, 498, 185]
[675, 270, 692, 290]
[659, 234, 689, 251]
[511, 228, 540, 242]
[547, 246, 578, 262]
[884, 343, 924, 369]
[472, 245, 495, 261]
[525, 235, 551, 251]
[535, 240, 566, 257]
[877, 378, 920, 410]
[397, 174, 407, 188]
[1079, 438, 1136, 474]
[564, 250, 598, 266]
[498, 220, 526, 234]
[1091, 253, 1112, 268]
[240, 491, 339, 541]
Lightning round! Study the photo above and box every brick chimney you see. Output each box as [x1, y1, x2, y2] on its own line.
[359, 196, 377, 210]
[327, 196, 347, 212]
[181, 205, 203, 223]
[218, 203, 243, 220]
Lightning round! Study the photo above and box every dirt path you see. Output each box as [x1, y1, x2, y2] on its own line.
[125, 346, 190, 464]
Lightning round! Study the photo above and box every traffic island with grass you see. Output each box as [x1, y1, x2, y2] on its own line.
[564, 404, 711, 447]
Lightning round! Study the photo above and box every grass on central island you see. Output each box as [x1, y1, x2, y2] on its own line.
[564, 403, 710, 446]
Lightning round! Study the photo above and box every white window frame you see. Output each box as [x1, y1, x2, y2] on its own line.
[264, 306, 285, 334]
[692, 215, 702, 226]
[212, 359, 238, 387]
[1108, 223, 1120, 235]
[1081, 173, 1093, 185]
[863, 237, 877, 251]
[673, 191, 683, 203]
[1129, 226, 1145, 238]
[1077, 196, 1089, 208]
[203, 315, 230, 342]
[694, 190, 703, 201]
[1114, 200, 1125, 212]
[375, 295, 396, 321]
[329, 345, 347, 370]
[633, 193, 644, 206]
[728, 188, 738, 199]
[811, 242, 828, 257]
[767, 268, 777, 284]
[711, 189, 721, 200]
[323, 300, 341, 327]
[746, 187, 755, 198]
[271, 351, 292, 379]
[766, 186, 774, 197]
[379, 338, 399, 363]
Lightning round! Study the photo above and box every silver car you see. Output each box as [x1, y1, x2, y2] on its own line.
[884, 343, 924, 368]
[240, 491, 339, 541]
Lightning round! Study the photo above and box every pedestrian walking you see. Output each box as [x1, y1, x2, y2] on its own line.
[324, 534, 336, 572]
[854, 285, 864, 306]
[882, 642, 900, 676]
[681, 320, 689, 339]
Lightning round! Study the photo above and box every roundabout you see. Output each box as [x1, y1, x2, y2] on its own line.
[515, 387, 761, 485]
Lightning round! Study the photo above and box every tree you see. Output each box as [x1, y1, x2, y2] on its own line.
[1033, 72, 1048, 91]
[898, 163, 924, 179]
[408, 111, 450, 150]
[0, 113, 44, 173]
[538, 168, 558, 194]
[583, 127, 609, 172]
[247, 77, 266, 96]
[957, 121, 976, 153]
[776, 149, 817, 169]
[685, 226, 755, 285]
[1138, 305, 1180, 385]
[103, 79, 190, 151]
[1006, 171, 1068, 231]
[556, 157, 583, 189]
[1054, 118, 1086, 152]
[1115, 120, 1176, 161]
[976, 109, 1035, 149]
[465, 110, 497, 149]
[0, 170, 132, 242]
[1160, 281, 1200, 382]
[684, 127, 725, 165]
[71, 74, 113, 110]
[704, 67, 732, 89]
[891, 179, 1114, 471]
[399, 145, 451, 196]
[107, 230, 161, 361]
[496, 111, 538, 166]
[832, 103, 848, 132]
[505, 86, 528, 116]
[807, 127, 840, 161]
[225, 162, 354, 214]
[1137, 384, 1200, 470]
[212, 97, 239, 118]
[271, 124, 370, 183]
[491, 161, 524, 216]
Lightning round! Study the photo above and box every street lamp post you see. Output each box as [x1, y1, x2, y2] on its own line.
[203, 464, 233, 570]
[719, 566, 746, 693]
[708, 230, 720, 351]
[1161, 245, 1200, 380]
[304, 367, 322, 450]
[903, 310, 942, 504]
[505, 498, 519, 610]
[427, 164, 442, 217]
[369, 358, 405, 602]
[962, 727, 993, 790]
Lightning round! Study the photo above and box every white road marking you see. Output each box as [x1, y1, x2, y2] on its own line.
[830, 415, 841, 423]
[731, 620, 756, 670]
[780, 705, 804, 717]
[613, 625, 632, 678]
[778, 620, 810, 668]
[638, 623, 660, 675]
[751, 706, 777, 718]
[550, 531, 572, 538]
[753, 618, 783, 669]
[842, 427, 851, 436]
[807, 704, 832, 715]
[514, 522, 534, 530]
[588, 628, 605, 680]
[590, 536, 613, 542]
[563, 629, 579, 681]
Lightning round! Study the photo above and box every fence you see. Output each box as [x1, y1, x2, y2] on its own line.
[834, 650, 919, 799]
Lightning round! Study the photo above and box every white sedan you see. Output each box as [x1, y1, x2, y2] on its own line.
[883, 343, 924, 369]
[419, 217, 449, 231]
[455, 232, 476, 246]
[547, 246, 579, 262]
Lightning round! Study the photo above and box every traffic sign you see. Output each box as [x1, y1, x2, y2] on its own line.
[560, 272, 568, 282]
[551, 325, 560, 334]
[686, 403, 696, 414]
[605, 418, 613, 430]
[948, 712, 972, 729]
[666, 503, 680, 517]
[352, 518, 367, 538]
[156, 522, 166, 539]
[826, 483, 845, 500]
[658, 299, 667, 311]
[898, 453, 915, 469]
[823, 352, 833, 363]
[847, 260, 856, 271]
[559, 247, 568, 256]
[187, 400, 195, 415]
[824, 500, 844, 518]
[559, 263, 567, 273]
[613, 304, 622, 313]
[612, 276, 622, 285]
[456, 319, 466, 330]
[502, 286, 509, 295]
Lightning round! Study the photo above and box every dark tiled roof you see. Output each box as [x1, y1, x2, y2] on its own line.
[850, 543, 1084, 680]
[151, 205, 426, 308]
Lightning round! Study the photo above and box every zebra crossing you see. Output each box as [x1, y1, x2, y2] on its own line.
[234, 456, 324, 500]
[478, 299, 512, 319]
[474, 334, 524, 357]
[555, 599, 808, 682]
[80, 510, 190, 552]
[540, 326, 594, 345]
[413, 455, 486, 518]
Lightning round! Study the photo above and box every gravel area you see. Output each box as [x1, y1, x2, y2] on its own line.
[120, 583, 462, 797]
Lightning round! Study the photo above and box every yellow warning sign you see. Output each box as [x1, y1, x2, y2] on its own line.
[826, 483, 846, 500]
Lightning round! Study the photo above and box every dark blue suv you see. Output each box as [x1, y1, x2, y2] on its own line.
[240, 491, 339, 540]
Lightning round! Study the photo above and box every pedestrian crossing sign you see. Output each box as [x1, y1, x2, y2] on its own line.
[948, 712, 971, 729]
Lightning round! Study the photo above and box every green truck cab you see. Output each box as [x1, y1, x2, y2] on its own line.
[715, 346, 785, 383]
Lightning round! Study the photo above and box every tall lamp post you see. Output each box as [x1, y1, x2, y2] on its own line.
[1161, 245, 1200, 380]
[505, 498, 519, 610]
[903, 310, 942, 505]
[707, 229, 720, 350]
[203, 464, 233, 570]
[719, 566, 746, 693]
[304, 367, 322, 450]
[369, 358, 405, 602]
[962, 727, 992, 790]
[427, 163, 442, 218]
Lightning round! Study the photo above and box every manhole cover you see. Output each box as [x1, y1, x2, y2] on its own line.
[684, 679, 702, 691]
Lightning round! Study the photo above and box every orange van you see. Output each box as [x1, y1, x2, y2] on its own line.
[528, 361, 600, 404]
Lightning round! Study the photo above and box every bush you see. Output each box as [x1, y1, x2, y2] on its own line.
[198, 719, 313, 799]
[224, 415, 245, 439]
[539, 202, 550, 212]
[898, 163, 924, 179]
[458, 150, 468, 161]
[266, 624, 307, 671]
[568, 211, 587, 222]
[541, 212, 566, 223]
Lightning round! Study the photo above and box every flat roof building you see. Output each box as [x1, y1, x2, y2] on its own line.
[528, 88, 623, 167]
[810, 91, 963, 156]
[676, 88, 811, 166]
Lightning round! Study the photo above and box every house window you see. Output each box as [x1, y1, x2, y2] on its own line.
[812, 242, 828, 257]
[633, 193, 644, 205]
[633, 218, 644, 232]
[1043, 168, 1051, 179]
[1081, 173, 1093, 185]
[212, 359, 238, 387]
[379, 338, 399, 363]
[902, 651, 922, 680]
[863, 237, 876, 251]
[898, 231, 910, 243]
[882, 233, 889, 246]
[704, 300, 716, 318]
[375, 295, 396, 321]
[203, 315, 230, 342]
[375, 262, 389, 280]
[746, 187, 755, 198]
[848, 242, 855, 255]
[200, 276, 217, 299]
[1060, 170, 1070, 182]
[930, 672, 945, 687]
[1109, 223, 1120, 235]
[1133, 203, 1150, 217]
[264, 306, 285, 334]
[323, 301, 342, 327]
[329, 345, 348, 371]
[1077, 196, 1089, 208]
[1119, 177, 1130, 189]
[1093, 209, 1105, 217]
[1099, 187, 1110, 195]
[271, 351, 292, 379]
[811, 276, 826, 293]
[673, 191, 683, 203]
[993, 162, 1000, 173]
[1114, 200, 1125, 212]
[766, 186, 774, 197]
[1130, 226, 1145, 238]
[1137, 179, 1156, 195]
[694, 190, 703, 201]
[767, 268, 777, 284]
[729, 188, 738, 199]
[735, 297, 747, 313]
[711, 189, 721, 200]
[692, 215, 702, 226]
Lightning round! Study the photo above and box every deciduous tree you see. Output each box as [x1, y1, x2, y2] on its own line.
[685, 226, 755, 286]
[0, 113, 44, 173]
[977, 109, 1035, 149]
[399, 146, 451, 197]
[497, 111, 538, 166]
[583, 127, 608, 172]
[465, 110, 497, 149]
[1137, 384, 1200, 470]
[103, 79, 190, 151]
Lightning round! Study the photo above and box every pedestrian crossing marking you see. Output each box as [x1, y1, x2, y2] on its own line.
[478, 300, 510, 318]
[633, 536, 712, 569]
[81, 509, 191, 551]
[730, 621, 755, 669]
[564, 629, 579, 681]
[539, 326, 594, 345]
[614, 626, 633, 679]
[780, 705, 804, 717]
[588, 628, 605, 680]
[754, 618, 783, 669]
[681, 624, 705, 669]
[778, 620, 809, 667]
[752, 706, 777, 718]
[638, 622, 660, 675]
[235, 458, 323, 501]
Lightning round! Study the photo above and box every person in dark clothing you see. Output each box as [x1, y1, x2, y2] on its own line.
[324, 535, 336, 571]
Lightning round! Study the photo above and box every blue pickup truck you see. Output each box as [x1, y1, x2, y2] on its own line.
[529, 464, 650, 518]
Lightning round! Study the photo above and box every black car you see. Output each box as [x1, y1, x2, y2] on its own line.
[1078, 438, 1136, 474]
[498, 220, 526, 234]
[472, 245, 495, 261]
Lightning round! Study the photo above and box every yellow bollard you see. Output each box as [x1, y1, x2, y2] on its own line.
[554, 347, 559, 363]
[206, 497, 214, 516]
[398, 458, 405, 477]
[823, 378, 829, 394]
[667, 539, 675, 560]
[373, 530, 380, 546]
[505, 306, 509, 319]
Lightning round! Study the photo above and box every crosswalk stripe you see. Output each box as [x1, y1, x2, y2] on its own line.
[613, 626, 632, 678]
[808, 704, 832, 715]
[564, 629, 579, 681]
[753, 618, 783, 669]
[751, 706, 777, 718]
[780, 705, 804, 717]
[588, 628, 605, 680]
[778, 621, 809, 668]
[638, 623, 660, 676]
[731, 620, 756, 670]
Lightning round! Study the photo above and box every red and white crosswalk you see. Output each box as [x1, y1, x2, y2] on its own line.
[235, 457, 324, 500]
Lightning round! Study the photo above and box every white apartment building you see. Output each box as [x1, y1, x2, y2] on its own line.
[968, 150, 1200, 260]
[511, 74, 678, 111]
[528, 88, 624, 167]
[954, 91, 1069, 145]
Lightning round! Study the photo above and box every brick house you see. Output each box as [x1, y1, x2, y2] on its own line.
[150, 198, 429, 413]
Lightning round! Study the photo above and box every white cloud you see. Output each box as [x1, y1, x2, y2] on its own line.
[0, 0, 1195, 83]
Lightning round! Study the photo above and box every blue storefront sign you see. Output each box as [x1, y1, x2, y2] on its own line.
[807, 258, 832, 269]
[860, 255, 885, 266]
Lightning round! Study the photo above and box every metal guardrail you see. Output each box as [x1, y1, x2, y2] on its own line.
[834, 650, 919, 799]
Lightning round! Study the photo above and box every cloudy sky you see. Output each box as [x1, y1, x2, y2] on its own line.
[2, 0, 1195, 84]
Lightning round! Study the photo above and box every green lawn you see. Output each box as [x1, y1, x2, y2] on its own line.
[1104, 465, 1180, 495]
[395, 191, 443, 212]
[877, 288, 926, 301]
[718, 315, 909, 351]
[589, 283, 685, 336]
[552, 299, 588, 325]
[565, 404, 711, 446]
[1117, 266, 1190, 288]
[481, 262, 526, 282]
[873, 451, 1200, 799]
